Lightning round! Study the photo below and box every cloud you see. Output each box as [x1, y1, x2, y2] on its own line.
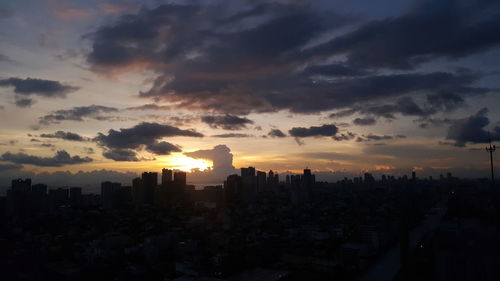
[330, 92, 475, 121]
[0, 53, 14, 63]
[185, 145, 237, 178]
[83, 1, 492, 116]
[356, 134, 406, 142]
[126, 104, 171, 111]
[40, 131, 88, 141]
[446, 108, 500, 147]
[268, 129, 287, 138]
[38, 105, 118, 125]
[353, 117, 376, 126]
[83, 147, 95, 155]
[102, 149, 139, 162]
[332, 132, 356, 141]
[1, 150, 92, 167]
[212, 133, 252, 138]
[0, 163, 23, 171]
[302, 63, 369, 77]
[201, 115, 254, 130]
[95, 122, 203, 160]
[289, 124, 338, 138]
[145, 141, 181, 155]
[0, 3, 14, 19]
[0, 77, 79, 97]
[307, 0, 500, 69]
[14, 98, 35, 108]
[0, 169, 139, 193]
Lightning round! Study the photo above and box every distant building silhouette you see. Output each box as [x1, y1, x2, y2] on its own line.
[142, 172, 158, 205]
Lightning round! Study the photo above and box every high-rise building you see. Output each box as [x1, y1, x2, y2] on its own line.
[101, 181, 121, 210]
[224, 174, 241, 205]
[12, 178, 31, 193]
[132, 177, 144, 205]
[31, 183, 47, 196]
[162, 168, 173, 185]
[173, 171, 186, 187]
[142, 172, 158, 205]
[69, 187, 82, 206]
[48, 188, 69, 207]
[241, 167, 256, 178]
[257, 171, 266, 193]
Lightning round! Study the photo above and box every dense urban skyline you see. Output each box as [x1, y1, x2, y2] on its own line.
[1, 0, 500, 186]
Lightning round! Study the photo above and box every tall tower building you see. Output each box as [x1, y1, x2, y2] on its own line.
[132, 177, 144, 205]
[162, 168, 173, 185]
[173, 171, 187, 187]
[142, 172, 158, 205]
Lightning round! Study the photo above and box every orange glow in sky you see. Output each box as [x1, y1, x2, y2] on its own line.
[160, 155, 212, 172]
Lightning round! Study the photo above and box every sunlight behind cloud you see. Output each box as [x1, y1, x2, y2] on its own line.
[160, 155, 212, 172]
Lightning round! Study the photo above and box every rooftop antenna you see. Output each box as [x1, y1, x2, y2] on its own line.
[486, 132, 496, 187]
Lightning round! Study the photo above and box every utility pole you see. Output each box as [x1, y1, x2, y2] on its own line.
[486, 133, 496, 187]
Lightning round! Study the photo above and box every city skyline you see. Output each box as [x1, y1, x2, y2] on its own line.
[1, 0, 500, 186]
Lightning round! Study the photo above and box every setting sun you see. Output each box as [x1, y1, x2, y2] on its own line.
[161, 155, 212, 172]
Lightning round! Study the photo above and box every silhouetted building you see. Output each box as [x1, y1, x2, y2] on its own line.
[257, 171, 267, 193]
[224, 174, 241, 205]
[31, 183, 47, 196]
[69, 187, 82, 206]
[48, 188, 69, 207]
[132, 177, 144, 206]
[12, 178, 31, 193]
[173, 171, 186, 186]
[364, 173, 375, 184]
[142, 172, 158, 205]
[241, 167, 256, 178]
[102, 181, 121, 210]
[162, 168, 173, 185]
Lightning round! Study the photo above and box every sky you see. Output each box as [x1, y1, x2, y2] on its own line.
[0, 0, 500, 187]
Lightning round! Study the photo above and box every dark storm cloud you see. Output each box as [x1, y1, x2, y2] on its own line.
[426, 91, 465, 112]
[212, 133, 252, 138]
[102, 149, 139, 162]
[202, 115, 254, 130]
[356, 134, 406, 142]
[1, 150, 92, 167]
[307, 0, 500, 69]
[145, 141, 181, 155]
[126, 104, 171, 111]
[39, 105, 118, 125]
[40, 131, 88, 142]
[95, 122, 202, 160]
[332, 132, 357, 141]
[84, 1, 496, 116]
[302, 63, 369, 77]
[353, 117, 376, 126]
[0, 77, 79, 97]
[14, 98, 35, 108]
[445, 108, 500, 147]
[414, 117, 453, 129]
[268, 129, 287, 138]
[0, 3, 14, 18]
[0, 54, 14, 63]
[0, 163, 22, 171]
[95, 122, 202, 150]
[330, 94, 465, 121]
[289, 124, 338, 138]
